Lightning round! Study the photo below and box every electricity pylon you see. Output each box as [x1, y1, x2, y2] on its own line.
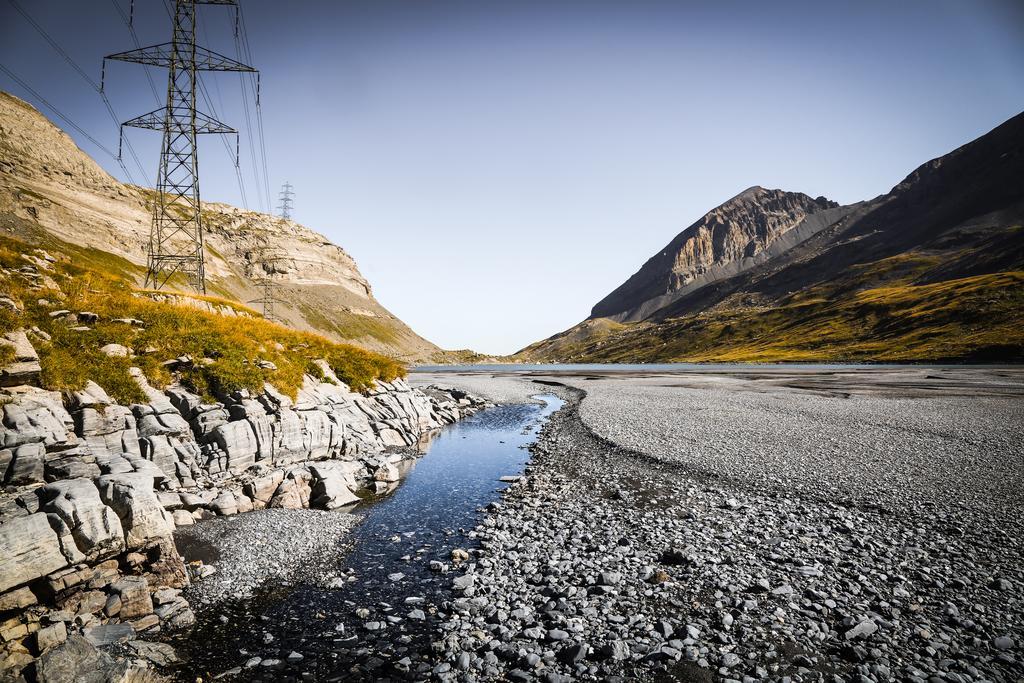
[248, 255, 286, 323]
[103, 0, 257, 293]
[277, 181, 294, 220]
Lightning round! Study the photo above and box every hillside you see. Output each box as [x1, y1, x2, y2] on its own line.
[0, 91, 440, 362]
[521, 111, 1024, 363]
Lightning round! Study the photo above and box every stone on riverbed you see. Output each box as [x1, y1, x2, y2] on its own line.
[309, 461, 362, 509]
[83, 622, 135, 646]
[173, 509, 359, 604]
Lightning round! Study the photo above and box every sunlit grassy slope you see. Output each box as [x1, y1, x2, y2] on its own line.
[0, 234, 405, 404]
[519, 266, 1024, 364]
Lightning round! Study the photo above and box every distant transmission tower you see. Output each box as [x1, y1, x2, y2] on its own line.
[248, 254, 286, 323]
[277, 182, 294, 220]
[103, 0, 258, 293]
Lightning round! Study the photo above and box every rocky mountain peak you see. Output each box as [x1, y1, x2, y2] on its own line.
[590, 186, 840, 321]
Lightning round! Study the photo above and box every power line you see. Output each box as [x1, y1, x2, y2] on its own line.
[234, 22, 265, 213]
[0, 61, 136, 185]
[255, 96, 272, 216]
[6, 0, 151, 185]
[235, 5, 272, 215]
[199, 11, 230, 116]
[232, 8, 258, 210]
[237, 71, 266, 212]
[197, 73, 249, 210]
[193, 8, 248, 210]
[7, 0, 100, 90]
[100, 91, 150, 186]
[230, 9, 266, 213]
[107, 0, 161, 105]
[105, 0, 257, 293]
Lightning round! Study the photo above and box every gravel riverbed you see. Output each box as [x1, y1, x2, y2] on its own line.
[412, 369, 1023, 683]
[175, 509, 360, 606]
[166, 370, 1022, 682]
[571, 369, 1024, 514]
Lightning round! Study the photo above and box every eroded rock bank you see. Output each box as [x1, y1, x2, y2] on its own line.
[0, 346, 487, 680]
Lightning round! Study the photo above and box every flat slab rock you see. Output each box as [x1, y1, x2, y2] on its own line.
[0, 512, 73, 594]
[35, 634, 157, 683]
[83, 622, 136, 646]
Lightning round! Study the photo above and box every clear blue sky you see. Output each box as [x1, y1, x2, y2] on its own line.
[2, 0, 1023, 354]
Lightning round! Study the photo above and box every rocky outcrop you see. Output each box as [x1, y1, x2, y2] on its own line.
[0, 332, 486, 678]
[0, 329, 41, 387]
[591, 187, 842, 322]
[0, 513, 73, 593]
[34, 632, 172, 682]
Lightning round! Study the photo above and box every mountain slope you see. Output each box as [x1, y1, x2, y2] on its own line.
[591, 187, 846, 322]
[0, 91, 440, 362]
[521, 111, 1024, 363]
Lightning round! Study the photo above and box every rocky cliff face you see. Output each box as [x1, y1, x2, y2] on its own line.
[0, 91, 439, 361]
[0, 321, 486, 677]
[591, 187, 842, 322]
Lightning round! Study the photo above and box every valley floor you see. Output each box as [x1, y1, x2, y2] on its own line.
[410, 367, 1024, 682]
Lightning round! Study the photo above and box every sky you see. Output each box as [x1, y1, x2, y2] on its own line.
[1, 1, 1023, 355]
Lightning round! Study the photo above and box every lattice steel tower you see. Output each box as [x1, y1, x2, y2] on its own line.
[277, 181, 294, 220]
[103, 0, 257, 293]
[249, 255, 286, 323]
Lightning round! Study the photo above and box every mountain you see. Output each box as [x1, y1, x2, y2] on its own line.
[591, 187, 847, 322]
[521, 111, 1024, 363]
[0, 91, 440, 362]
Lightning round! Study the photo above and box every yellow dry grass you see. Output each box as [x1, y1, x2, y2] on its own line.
[523, 270, 1024, 364]
[0, 235, 405, 404]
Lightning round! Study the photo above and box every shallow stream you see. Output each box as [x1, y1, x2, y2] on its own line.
[174, 394, 563, 681]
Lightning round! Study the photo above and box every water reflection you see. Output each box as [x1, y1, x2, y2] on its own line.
[414, 428, 440, 453]
[342, 395, 562, 588]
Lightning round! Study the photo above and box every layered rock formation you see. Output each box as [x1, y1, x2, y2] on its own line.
[591, 188, 844, 322]
[0, 91, 439, 361]
[0, 327, 485, 678]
